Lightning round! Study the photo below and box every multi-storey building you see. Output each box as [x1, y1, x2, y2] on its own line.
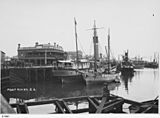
[1, 51, 5, 65]
[18, 42, 67, 66]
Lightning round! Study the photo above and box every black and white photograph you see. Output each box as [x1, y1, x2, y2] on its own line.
[1, 0, 159, 118]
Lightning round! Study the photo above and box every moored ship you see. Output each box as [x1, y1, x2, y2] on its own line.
[119, 50, 134, 75]
[83, 21, 120, 85]
[132, 57, 145, 69]
[9, 42, 86, 84]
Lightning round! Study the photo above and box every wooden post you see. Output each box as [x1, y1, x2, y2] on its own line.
[96, 83, 111, 113]
[16, 103, 29, 113]
[102, 99, 124, 113]
[88, 97, 97, 113]
[60, 100, 72, 113]
[96, 97, 107, 113]
[75, 101, 78, 110]
[116, 103, 123, 113]
[103, 83, 110, 101]
[90, 97, 99, 106]
[54, 101, 65, 113]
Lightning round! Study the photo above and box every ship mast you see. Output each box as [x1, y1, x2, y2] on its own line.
[105, 46, 108, 58]
[93, 20, 99, 72]
[74, 18, 79, 69]
[107, 28, 110, 74]
[88, 20, 103, 72]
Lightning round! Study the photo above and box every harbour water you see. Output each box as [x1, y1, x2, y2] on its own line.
[2, 68, 159, 113]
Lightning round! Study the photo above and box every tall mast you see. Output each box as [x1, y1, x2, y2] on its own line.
[74, 18, 79, 69]
[154, 52, 156, 62]
[88, 20, 103, 72]
[105, 46, 108, 58]
[93, 20, 99, 72]
[107, 28, 110, 74]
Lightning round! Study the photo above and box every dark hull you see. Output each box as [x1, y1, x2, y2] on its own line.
[52, 69, 86, 84]
[54, 74, 85, 84]
[9, 67, 85, 85]
[133, 65, 144, 69]
[120, 67, 134, 75]
[145, 63, 159, 68]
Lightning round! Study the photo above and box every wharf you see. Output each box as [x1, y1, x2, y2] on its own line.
[1, 84, 158, 114]
[8, 66, 85, 84]
[8, 67, 57, 84]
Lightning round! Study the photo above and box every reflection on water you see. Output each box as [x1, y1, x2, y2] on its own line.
[121, 74, 134, 92]
[3, 82, 120, 103]
[2, 68, 159, 103]
[111, 68, 159, 102]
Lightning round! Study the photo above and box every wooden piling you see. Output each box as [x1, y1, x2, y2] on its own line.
[60, 100, 72, 113]
[88, 97, 98, 113]
[16, 103, 29, 113]
[95, 83, 110, 113]
[102, 99, 124, 113]
[90, 97, 99, 106]
[54, 101, 65, 113]
[7, 94, 158, 114]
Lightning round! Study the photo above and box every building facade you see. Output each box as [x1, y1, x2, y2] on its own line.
[18, 42, 67, 66]
[1, 51, 5, 65]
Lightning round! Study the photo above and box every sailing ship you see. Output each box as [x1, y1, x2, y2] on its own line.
[83, 21, 120, 85]
[53, 18, 88, 84]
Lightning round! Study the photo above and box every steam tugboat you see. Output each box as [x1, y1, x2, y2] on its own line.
[119, 50, 134, 75]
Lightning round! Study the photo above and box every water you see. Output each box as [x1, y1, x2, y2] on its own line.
[2, 68, 159, 113]
[112, 68, 159, 102]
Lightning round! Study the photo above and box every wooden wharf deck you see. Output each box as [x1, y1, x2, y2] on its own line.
[1, 83, 158, 114]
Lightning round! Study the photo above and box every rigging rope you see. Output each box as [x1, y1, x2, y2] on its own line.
[89, 38, 93, 56]
[78, 37, 86, 56]
[99, 40, 103, 56]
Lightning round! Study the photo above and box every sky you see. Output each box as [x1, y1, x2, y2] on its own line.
[0, 0, 160, 60]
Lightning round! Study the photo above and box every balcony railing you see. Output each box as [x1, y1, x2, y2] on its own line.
[19, 46, 63, 51]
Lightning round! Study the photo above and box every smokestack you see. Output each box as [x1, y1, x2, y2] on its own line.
[93, 20, 99, 61]
[18, 44, 20, 49]
[35, 42, 38, 46]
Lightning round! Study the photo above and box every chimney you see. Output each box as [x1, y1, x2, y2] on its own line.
[18, 44, 20, 49]
[35, 42, 38, 46]
[54, 43, 56, 47]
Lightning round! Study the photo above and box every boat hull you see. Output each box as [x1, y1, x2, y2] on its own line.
[52, 69, 85, 84]
[120, 67, 134, 75]
[54, 74, 85, 84]
[133, 65, 144, 69]
[84, 73, 120, 85]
